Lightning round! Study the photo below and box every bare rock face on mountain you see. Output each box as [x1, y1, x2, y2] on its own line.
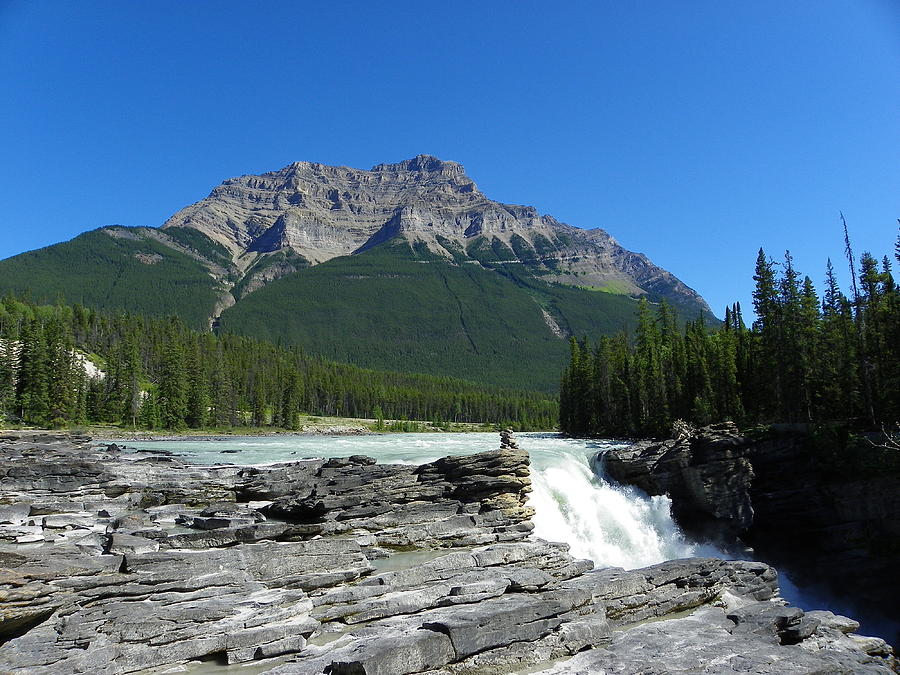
[160, 155, 710, 312]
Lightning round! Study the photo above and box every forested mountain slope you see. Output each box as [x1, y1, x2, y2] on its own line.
[0, 227, 228, 330]
[0, 297, 557, 430]
[218, 242, 645, 391]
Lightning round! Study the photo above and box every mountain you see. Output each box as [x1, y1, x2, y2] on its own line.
[0, 155, 715, 390]
[161, 155, 710, 314]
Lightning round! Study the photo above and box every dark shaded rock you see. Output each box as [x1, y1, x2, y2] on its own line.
[728, 601, 806, 641]
[742, 428, 900, 632]
[605, 424, 900, 646]
[604, 423, 754, 540]
[500, 428, 519, 450]
[192, 515, 257, 530]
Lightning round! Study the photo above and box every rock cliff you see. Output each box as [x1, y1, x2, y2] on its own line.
[603, 421, 755, 541]
[604, 422, 900, 645]
[743, 428, 900, 625]
[0, 432, 893, 674]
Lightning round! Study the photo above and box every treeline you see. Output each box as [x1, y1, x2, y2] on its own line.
[561, 228, 900, 437]
[0, 297, 558, 430]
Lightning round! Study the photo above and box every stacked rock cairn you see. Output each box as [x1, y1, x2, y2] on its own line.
[500, 428, 519, 450]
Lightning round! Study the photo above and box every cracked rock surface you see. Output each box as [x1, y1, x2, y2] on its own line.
[0, 431, 894, 674]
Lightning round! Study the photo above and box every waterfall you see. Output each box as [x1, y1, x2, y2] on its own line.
[525, 434, 719, 569]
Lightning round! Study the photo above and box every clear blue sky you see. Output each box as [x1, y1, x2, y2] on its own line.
[1, 0, 897, 315]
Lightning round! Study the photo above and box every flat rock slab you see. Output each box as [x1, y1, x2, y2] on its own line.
[532, 606, 894, 674]
[109, 533, 159, 554]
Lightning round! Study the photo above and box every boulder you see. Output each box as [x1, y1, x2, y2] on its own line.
[0, 504, 31, 525]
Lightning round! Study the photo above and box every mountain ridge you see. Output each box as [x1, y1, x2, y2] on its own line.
[159, 154, 712, 317]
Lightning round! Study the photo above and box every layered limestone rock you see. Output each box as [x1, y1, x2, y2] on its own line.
[743, 427, 900, 631]
[245, 448, 535, 550]
[604, 421, 755, 540]
[533, 604, 895, 675]
[0, 432, 893, 674]
[159, 155, 711, 312]
[604, 423, 900, 645]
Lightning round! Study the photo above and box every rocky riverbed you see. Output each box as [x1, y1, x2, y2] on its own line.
[0, 431, 895, 673]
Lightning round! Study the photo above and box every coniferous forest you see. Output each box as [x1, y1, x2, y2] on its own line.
[560, 229, 900, 437]
[5, 228, 896, 438]
[0, 297, 558, 431]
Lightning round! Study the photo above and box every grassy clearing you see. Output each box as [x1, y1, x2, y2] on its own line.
[72, 414, 512, 440]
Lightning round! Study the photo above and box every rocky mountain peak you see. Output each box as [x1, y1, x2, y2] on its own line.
[159, 156, 712, 316]
[371, 154, 466, 176]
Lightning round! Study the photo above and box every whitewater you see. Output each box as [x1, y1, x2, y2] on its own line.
[118, 431, 718, 571]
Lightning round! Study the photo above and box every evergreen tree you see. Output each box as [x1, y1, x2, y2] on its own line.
[560, 233, 900, 438]
[281, 369, 304, 430]
[634, 298, 667, 433]
[157, 335, 188, 429]
[751, 249, 782, 419]
[121, 331, 143, 428]
[778, 251, 804, 421]
[797, 276, 820, 420]
[818, 259, 856, 419]
[15, 318, 51, 424]
[895, 223, 900, 266]
[0, 331, 18, 425]
[185, 339, 209, 428]
[139, 390, 162, 429]
[843, 214, 875, 425]
[44, 315, 78, 426]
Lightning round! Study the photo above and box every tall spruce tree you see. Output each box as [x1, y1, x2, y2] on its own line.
[634, 298, 667, 433]
[44, 314, 78, 426]
[751, 249, 781, 419]
[15, 318, 51, 425]
[158, 334, 188, 430]
[779, 251, 804, 421]
[843, 214, 875, 425]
